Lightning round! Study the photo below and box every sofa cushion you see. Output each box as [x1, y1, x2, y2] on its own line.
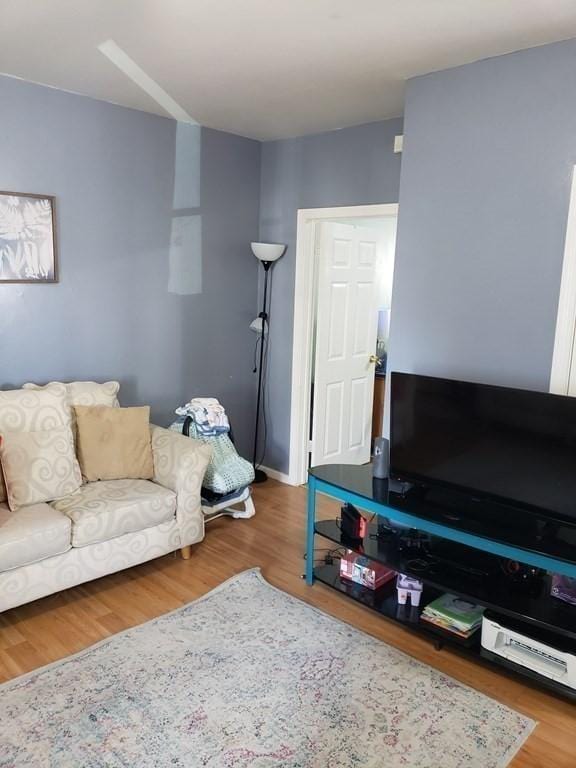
[0, 385, 71, 505]
[0, 502, 71, 572]
[0, 427, 82, 510]
[23, 381, 120, 408]
[51, 479, 176, 547]
[74, 406, 154, 482]
[22, 381, 120, 444]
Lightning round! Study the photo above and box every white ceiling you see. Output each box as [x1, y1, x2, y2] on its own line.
[1, 0, 576, 140]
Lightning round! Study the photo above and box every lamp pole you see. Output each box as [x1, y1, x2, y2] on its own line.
[249, 241, 285, 484]
[252, 260, 271, 483]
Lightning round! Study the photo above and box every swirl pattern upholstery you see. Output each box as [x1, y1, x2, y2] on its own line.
[22, 380, 121, 408]
[0, 385, 71, 504]
[150, 425, 212, 547]
[0, 426, 82, 509]
[0, 522, 180, 613]
[52, 479, 176, 547]
[0, 502, 71, 571]
[22, 380, 121, 443]
[0, 390, 211, 611]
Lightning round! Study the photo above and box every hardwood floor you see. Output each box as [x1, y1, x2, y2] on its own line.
[1, 480, 574, 766]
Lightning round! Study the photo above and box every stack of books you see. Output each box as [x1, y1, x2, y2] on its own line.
[421, 593, 484, 638]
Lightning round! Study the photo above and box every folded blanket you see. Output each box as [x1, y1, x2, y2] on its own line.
[169, 418, 255, 494]
[175, 397, 230, 436]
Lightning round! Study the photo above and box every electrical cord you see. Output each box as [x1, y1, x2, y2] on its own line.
[252, 335, 261, 374]
[304, 546, 347, 567]
[325, 515, 491, 584]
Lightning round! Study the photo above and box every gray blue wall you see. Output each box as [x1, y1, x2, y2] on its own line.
[389, 39, 576, 395]
[259, 119, 403, 472]
[7, 37, 571, 478]
[0, 75, 261, 456]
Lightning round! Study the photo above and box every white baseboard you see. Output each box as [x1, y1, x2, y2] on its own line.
[259, 465, 296, 485]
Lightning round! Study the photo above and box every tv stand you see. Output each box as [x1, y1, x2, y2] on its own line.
[306, 463, 576, 701]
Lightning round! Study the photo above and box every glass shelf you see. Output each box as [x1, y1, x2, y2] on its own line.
[313, 563, 480, 650]
[315, 518, 576, 642]
[309, 463, 576, 572]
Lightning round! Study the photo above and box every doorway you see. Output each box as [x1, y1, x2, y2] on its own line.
[551, 166, 576, 395]
[289, 204, 398, 485]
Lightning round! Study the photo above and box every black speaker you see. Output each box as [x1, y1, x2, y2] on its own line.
[372, 437, 389, 478]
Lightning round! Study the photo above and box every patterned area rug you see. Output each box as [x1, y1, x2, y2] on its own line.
[1, 569, 535, 768]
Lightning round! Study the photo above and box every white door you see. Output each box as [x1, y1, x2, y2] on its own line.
[551, 166, 576, 396]
[311, 222, 380, 467]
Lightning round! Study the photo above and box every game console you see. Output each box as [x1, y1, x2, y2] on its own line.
[481, 614, 576, 691]
[340, 503, 367, 544]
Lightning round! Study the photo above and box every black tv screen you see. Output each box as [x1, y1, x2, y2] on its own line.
[390, 372, 576, 522]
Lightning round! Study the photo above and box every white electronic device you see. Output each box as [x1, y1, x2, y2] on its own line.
[481, 615, 576, 691]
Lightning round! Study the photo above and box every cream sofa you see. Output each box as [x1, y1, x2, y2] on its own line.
[0, 383, 211, 613]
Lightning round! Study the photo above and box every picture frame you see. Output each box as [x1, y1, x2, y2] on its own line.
[0, 191, 58, 283]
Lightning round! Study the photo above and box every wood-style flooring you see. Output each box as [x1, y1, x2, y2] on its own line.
[0, 480, 574, 767]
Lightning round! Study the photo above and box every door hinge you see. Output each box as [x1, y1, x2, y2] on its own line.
[308, 439, 313, 453]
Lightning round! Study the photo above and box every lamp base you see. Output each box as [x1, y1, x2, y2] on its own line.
[252, 468, 268, 484]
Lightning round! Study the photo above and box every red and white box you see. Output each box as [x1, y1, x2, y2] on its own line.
[339, 551, 396, 590]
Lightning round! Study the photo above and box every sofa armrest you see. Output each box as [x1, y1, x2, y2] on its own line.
[150, 425, 212, 548]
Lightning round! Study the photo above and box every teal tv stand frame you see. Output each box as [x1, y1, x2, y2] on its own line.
[306, 472, 576, 585]
[306, 463, 576, 700]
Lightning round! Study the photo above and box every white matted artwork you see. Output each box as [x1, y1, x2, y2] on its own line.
[0, 191, 57, 283]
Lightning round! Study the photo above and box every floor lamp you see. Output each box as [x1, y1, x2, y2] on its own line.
[250, 241, 286, 483]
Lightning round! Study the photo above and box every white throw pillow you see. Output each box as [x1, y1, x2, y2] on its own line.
[0, 426, 82, 510]
[0, 386, 71, 504]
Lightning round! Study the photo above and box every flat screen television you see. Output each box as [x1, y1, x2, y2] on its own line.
[390, 372, 576, 523]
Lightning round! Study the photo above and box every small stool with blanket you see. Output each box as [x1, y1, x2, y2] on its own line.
[169, 398, 255, 521]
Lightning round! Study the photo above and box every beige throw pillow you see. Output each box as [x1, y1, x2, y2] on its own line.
[74, 406, 154, 482]
[0, 426, 82, 510]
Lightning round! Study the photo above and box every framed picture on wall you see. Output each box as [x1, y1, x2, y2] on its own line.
[0, 191, 57, 283]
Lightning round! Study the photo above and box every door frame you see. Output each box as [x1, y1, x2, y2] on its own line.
[288, 203, 399, 486]
[550, 166, 576, 395]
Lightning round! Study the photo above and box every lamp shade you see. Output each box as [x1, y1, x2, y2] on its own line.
[249, 317, 266, 334]
[251, 242, 286, 263]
